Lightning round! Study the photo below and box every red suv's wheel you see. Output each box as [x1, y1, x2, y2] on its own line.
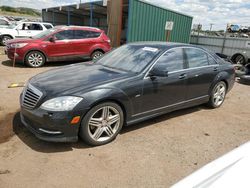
[25, 51, 45, 68]
[91, 50, 104, 60]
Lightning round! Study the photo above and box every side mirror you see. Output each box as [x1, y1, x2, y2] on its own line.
[49, 36, 55, 42]
[149, 66, 168, 78]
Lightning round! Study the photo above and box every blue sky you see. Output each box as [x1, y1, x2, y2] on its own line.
[1, 0, 249, 30]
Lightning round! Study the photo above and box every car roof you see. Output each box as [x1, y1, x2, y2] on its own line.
[54, 25, 102, 32]
[18, 22, 53, 25]
[128, 41, 205, 51]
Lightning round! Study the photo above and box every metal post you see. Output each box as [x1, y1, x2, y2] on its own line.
[67, 8, 70, 26]
[126, 0, 131, 42]
[52, 9, 55, 25]
[221, 27, 227, 54]
[90, 2, 93, 26]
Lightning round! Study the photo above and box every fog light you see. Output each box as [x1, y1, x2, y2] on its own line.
[71, 116, 81, 124]
[14, 53, 19, 57]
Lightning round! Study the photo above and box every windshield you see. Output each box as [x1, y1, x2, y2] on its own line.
[32, 28, 56, 39]
[97, 44, 162, 73]
[7, 24, 17, 29]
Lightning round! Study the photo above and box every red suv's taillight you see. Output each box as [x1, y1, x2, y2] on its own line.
[101, 32, 111, 43]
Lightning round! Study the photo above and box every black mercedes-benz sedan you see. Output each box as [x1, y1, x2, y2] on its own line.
[20, 42, 235, 146]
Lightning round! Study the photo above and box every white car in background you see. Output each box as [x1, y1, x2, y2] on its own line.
[0, 22, 53, 45]
[171, 141, 250, 188]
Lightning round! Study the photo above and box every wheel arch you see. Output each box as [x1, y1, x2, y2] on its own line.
[91, 48, 105, 56]
[209, 72, 230, 95]
[89, 99, 127, 125]
[24, 49, 48, 62]
[1, 34, 14, 39]
[80, 88, 132, 125]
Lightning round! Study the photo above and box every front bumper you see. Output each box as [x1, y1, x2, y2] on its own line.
[5, 47, 24, 62]
[20, 106, 85, 143]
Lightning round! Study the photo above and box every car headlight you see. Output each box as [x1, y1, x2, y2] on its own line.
[10, 43, 28, 48]
[41, 96, 83, 111]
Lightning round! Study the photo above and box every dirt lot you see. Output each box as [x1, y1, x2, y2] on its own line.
[0, 50, 250, 187]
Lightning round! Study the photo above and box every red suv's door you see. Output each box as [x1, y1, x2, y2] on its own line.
[73, 30, 101, 57]
[44, 30, 75, 59]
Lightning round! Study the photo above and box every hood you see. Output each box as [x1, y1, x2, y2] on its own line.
[29, 62, 134, 97]
[172, 141, 250, 188]
[7, 38, 40, 44]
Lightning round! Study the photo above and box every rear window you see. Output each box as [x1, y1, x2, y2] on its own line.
[74, 30, 101, 39]
[43, 24, 53, 29]
[87, 31, 101, 38]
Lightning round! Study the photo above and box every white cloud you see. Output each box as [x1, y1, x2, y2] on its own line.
[145, 0, 250, 30]
[1, 0, 249, 30]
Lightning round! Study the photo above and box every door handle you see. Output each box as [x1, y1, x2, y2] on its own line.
[179, 73, 187, 79]
[214, 67, 219, 71]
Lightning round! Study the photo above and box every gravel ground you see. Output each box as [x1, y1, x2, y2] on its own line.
[0, 50, 250, 187]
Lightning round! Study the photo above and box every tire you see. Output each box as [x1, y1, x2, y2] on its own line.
[207, 81, 227, 108]
[234, 54, 246, 65]
[0, 35, 12, 46]
[79, 102, 124, 146]
[91, 50, 104, 61]
[234, 64, 247, 77]
[238, 75, 250, 85]
[25, 51, 45, 68]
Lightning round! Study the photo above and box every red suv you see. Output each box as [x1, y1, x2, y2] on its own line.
[5, 26, 111, 67]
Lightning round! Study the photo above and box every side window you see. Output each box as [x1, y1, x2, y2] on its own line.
[87, 31, 101, 38]
[155, 48, 184, 72]
[185, 48, 209, 68]
[74, 30, 88, 39]
[54, 30, 74, 40]
[17, 23, 27, 30]
[43, 24, 53, 29]
[29, 24, 43, 30]
[208, 55, 217, 65]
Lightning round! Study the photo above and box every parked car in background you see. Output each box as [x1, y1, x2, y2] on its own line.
[172, 141, 250, 188]
[0, 17, 11, 28]
[190, 35, 250, 65]
[5, 26, 111, 67]
[19, 42, 235, 146]
[0, 21, 53, 45]
[227, 24, 240, 33]
[240, 26, 249, 33]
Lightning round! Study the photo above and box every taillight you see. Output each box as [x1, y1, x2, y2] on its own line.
[101, 38, 111, 43]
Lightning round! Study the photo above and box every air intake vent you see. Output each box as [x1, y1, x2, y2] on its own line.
[22, 84, 43, 109]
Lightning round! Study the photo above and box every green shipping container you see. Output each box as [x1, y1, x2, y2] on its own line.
[127, 0, 193, 43]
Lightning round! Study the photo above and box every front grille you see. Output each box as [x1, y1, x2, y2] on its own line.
[22, 84, 43, 109]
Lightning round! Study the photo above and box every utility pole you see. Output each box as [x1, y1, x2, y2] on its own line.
[210, 23, 214, 31]
[107, 0, 123, 47]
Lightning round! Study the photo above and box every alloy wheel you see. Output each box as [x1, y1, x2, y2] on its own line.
[92, 51, 103, 60]
[87, 106, 120, 142]
[2, 36, 12, 45]
[213, 83, 226, 107]
[28, 53, 44, 67]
